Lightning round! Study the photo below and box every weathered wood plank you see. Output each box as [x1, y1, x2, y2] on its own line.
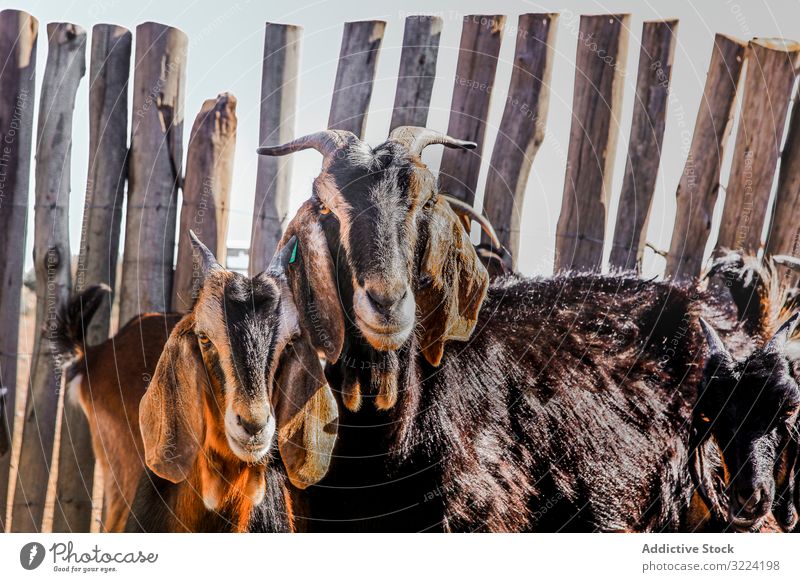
[53, 23, 131, 533]
[609, 20, 678, 272]
[665, 35, 748, 281]
[554, 14, 630, 272]
[438, 14, 506, 206]
[389, 15, 442, 131]
[716, 38, 800, 255]
[118, 22, 187, 324]
[328, 20, 385, 137]
[480, 13, 558, 263]
[767, 86, 800, 262]
[249, 23, 301, 275]
[12, 22, 85, 533]
[173, 93, 237, 311]
[0, 8, 37, 532]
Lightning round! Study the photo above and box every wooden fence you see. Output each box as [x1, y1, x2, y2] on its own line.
[1, 10, 800, 532]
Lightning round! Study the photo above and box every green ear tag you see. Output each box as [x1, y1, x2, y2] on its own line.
[289, 239, 298, 264]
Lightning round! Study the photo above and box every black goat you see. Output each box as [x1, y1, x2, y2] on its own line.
[257, 127, 727, 532]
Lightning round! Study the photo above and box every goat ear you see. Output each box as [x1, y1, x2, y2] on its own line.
[139, 316, 206, 484]
[416, 196, 489, 366]
[773, 433, 799, 531]
[688, 436, 728, 526]
[274, 337, 338, 489]
[0, 387, 9, 457]
[280, 200, 345, 362]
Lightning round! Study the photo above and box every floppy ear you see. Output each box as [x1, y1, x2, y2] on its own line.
[274, 337, 338, 489]
[774, 432, 799, 531]
[688, 434, 729, 526]
[280, 200, 345, 363]
[139, 317, 206, 484]
[416, 196, 489, 366]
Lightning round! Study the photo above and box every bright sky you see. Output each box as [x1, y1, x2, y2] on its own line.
[11, 0, 800, 277]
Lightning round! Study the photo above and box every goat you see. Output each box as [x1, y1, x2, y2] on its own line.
[56, 231, 341, 532]
[256, 127, 726, 532]
[53, 286, 180, 531]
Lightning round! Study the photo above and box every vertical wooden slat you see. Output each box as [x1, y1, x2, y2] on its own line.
[52, 23, 131, 533]
[0, 8, 37, 532]
[480, 13, 558, 262]
[438, 15, 506, 206]
[249, 23, 301, 275]
[173, 93, 237, 311]
[665, 35, 748, 281]
[119, 22, 187, 324]
[12, 22, 86, 533]
[389, 15, 442, 130]
[767, 87, 800, 260]
[609, 20, 678, 272]
[328, 20, 385, 137]
[716, 39, 800, 255]
[554, 14, 630, 272]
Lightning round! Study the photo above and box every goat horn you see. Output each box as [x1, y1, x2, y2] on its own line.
[442, 195, 503, 251]
[267, 235, 298, 277]
[766, 312, 800, 353]
[699, 318, 729, 359]
[188, 230, 223, 276]
[773, 255, 800, 271]
[256, 130, 357, 158]
[389, 126, 476, 156]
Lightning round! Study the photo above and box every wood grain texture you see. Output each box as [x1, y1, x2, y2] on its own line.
[173, 93, 237, 311]
[389, 15, 442, 131]
[328, 20, 385, 137]
[53, 24, 131, 533]
[665, 34, 747, 281]
[0, 8, 37, 532]
[119, 22, 186, 324]
[480, 13, 557, 263]
[249, 24, 301, 275]
[438, 14, 505, 206]
[554, 14, 630, 272]
[12, 22, 85, 533]
[609, 20, 678, 272]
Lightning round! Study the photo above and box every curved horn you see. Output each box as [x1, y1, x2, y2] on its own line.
[699, 318, 728, 359]
[389, 126, 476, 156]
[189, 230, 222, 277]
[256, 130, 357, 158]
[266, 235, 298, 277]
[773, 255, 800, 272]
[766, 312, 800, 353]
[442, 195, 502, 250]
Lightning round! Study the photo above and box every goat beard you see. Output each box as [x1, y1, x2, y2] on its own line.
[338, 347, 401, 413]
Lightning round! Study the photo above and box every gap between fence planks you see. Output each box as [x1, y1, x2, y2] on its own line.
[438, 14, 505, 206]
[52, 23, 131, 533]
[328, 20, 385, 138]
[0, 8, 37, 532]
[249, 23, 301, 274]
[173, 93, 237, 312]
[554, 14, 630, 272]
[481, 13, 557, 263]
[609, 19, 678, 272]
[11, 22, 85, 533]
[665, 34, 747, 282]
[118, 22, 187, 324]
[389, 15, 442, 131]
[716, 38, 800, 256]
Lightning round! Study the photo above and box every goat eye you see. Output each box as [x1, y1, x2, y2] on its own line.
[197, 333, 212, 348]
[423, 195, 436, 209]
[319, 201, 331, 215]
[700, 414, 711, 423]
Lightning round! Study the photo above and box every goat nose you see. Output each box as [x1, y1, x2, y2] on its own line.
[365, 286, 407, 314]
[736, 487, 763, 511]
[236, 415, 265, 437]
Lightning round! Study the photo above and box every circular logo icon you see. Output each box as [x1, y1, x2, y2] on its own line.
[20, 542, 46, 570]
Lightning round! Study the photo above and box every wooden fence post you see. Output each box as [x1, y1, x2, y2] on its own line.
[52, 23, 131, 533]
[665, 35, 748, 281]
[173, 93, 237, 311]
[0, 9, 37, 532]
[438, 14, 506, 206]
[481, 13, 558, 262]
[609, 20, 678, 272]
[11, 22, 85, 533]
[716, 39, 800, 255]
[249, 24, 301, 275]
[554, 14, 630, 272]
[389, 15, 442, 131]
[119, 22, 187, 324]
[328, 20, 386, 137]
[767, 86, 800, 262]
